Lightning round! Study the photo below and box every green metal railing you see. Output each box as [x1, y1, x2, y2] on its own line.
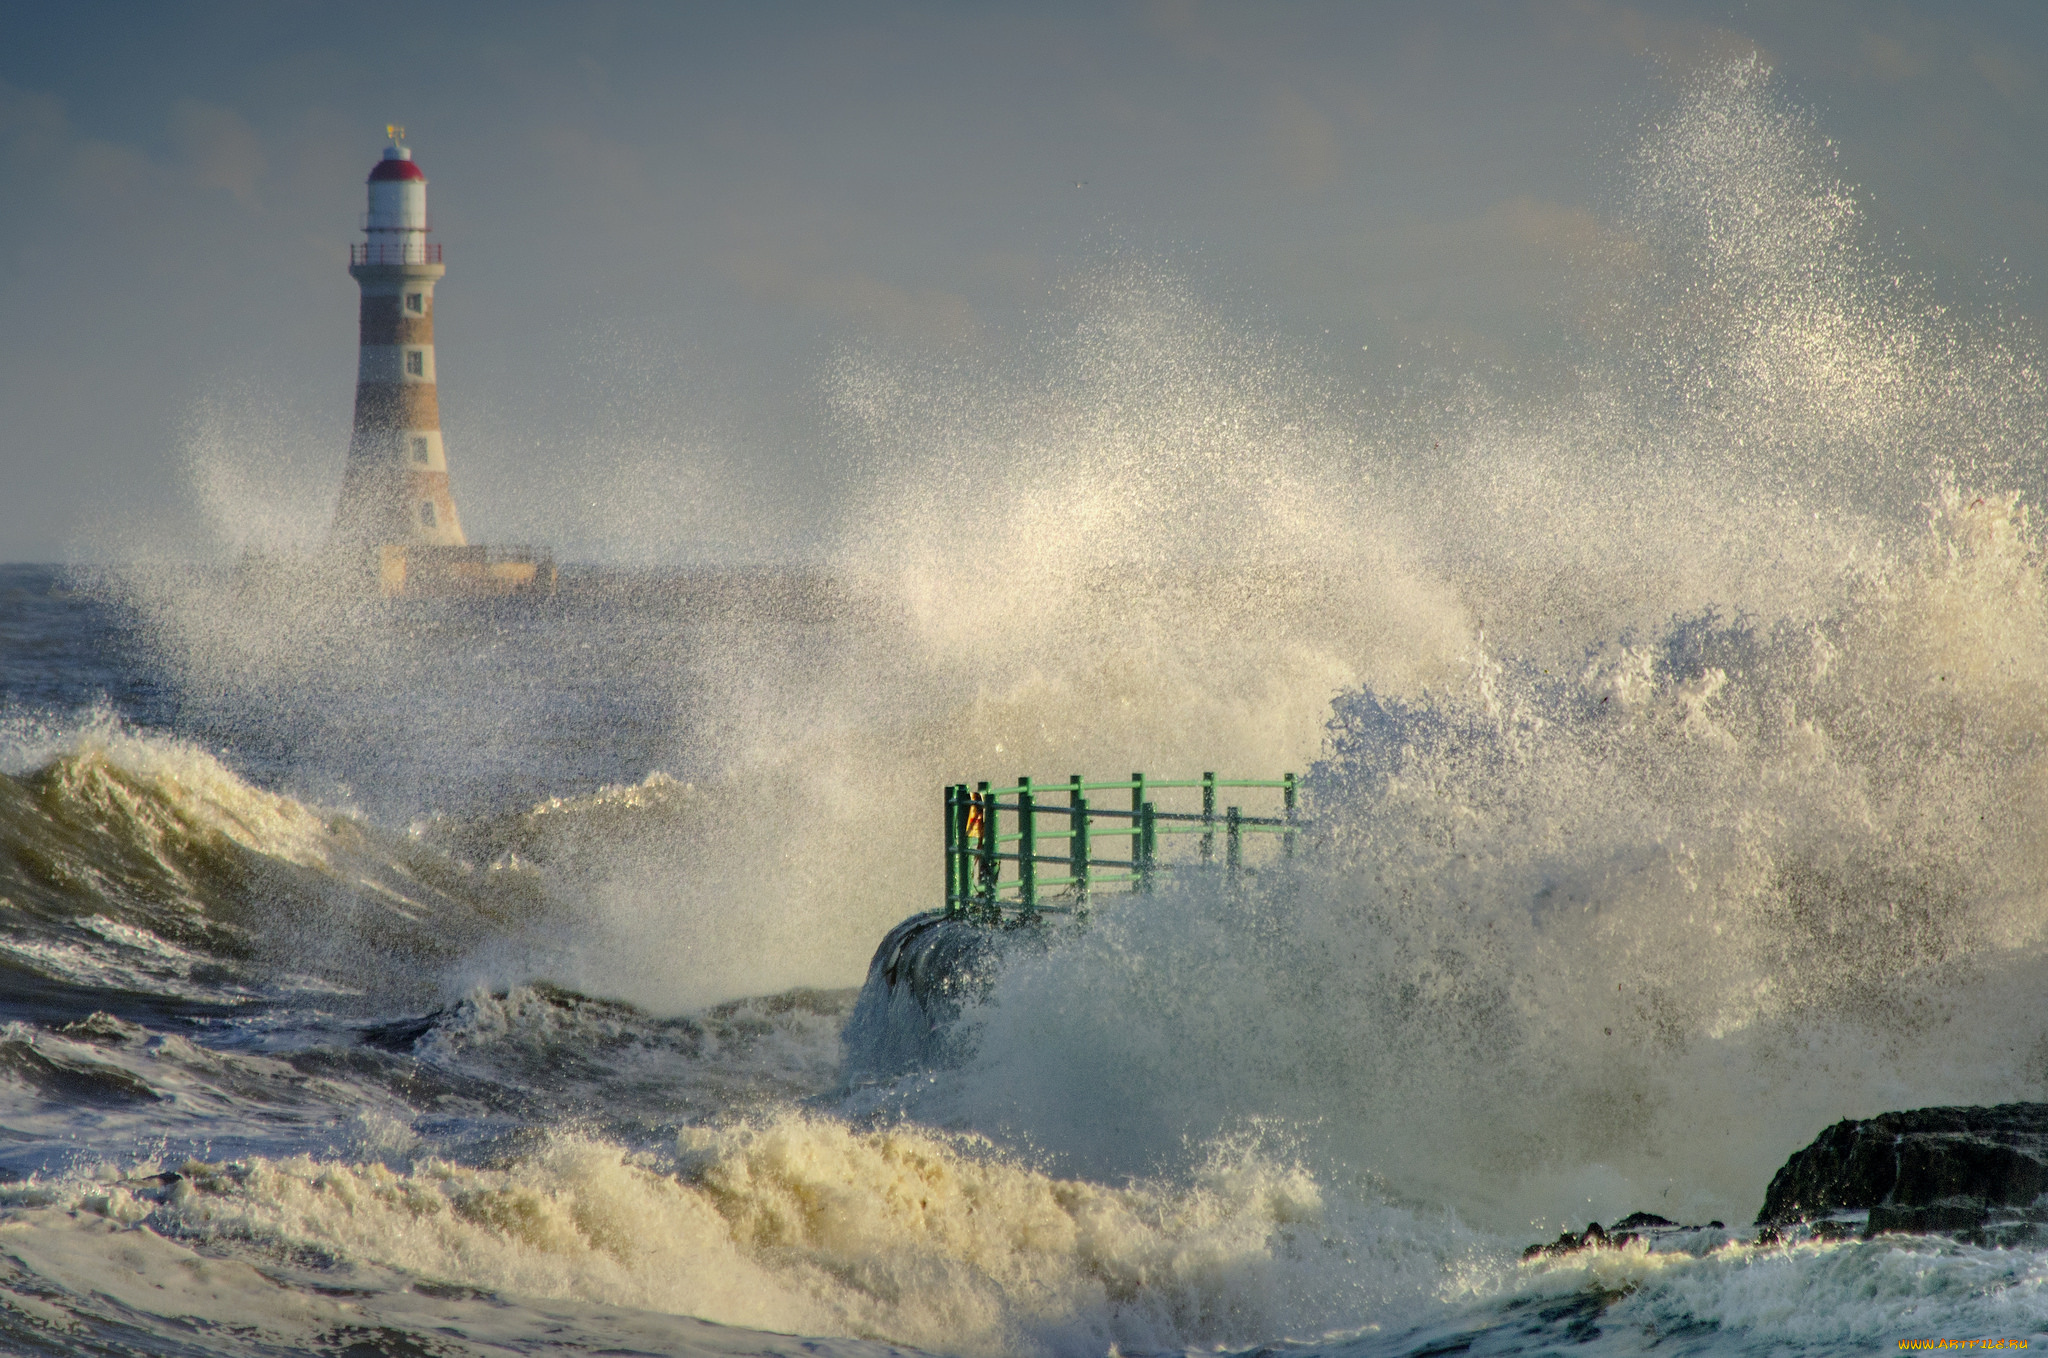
[943, 773, 1302, 923]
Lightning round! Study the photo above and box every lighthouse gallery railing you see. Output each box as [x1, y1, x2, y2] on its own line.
[351, 243, 443, 266]
[943, 773, 1302, 923]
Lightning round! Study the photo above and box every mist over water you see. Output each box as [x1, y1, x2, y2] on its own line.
[825, 55, 2048, 1326]
[2, 60, 2045, 1355]
[920, 482, 2048, 1224]
[876, 62, 2048, 1237]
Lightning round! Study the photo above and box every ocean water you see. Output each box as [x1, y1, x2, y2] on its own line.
[4, 61, 2048, 1355]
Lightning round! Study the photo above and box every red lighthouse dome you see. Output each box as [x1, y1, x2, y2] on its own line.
[367, 155, 426, 182]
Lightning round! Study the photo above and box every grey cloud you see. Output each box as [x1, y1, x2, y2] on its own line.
[1265, 88, 1342, 194]
[169, 100, 266, 207]
[1857, 31, 1922, 84]
[1973, 45, 2040, 110]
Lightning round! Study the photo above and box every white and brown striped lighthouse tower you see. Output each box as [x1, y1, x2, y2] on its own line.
[331, 128, 466, 562]
[327, 130, 552, 597]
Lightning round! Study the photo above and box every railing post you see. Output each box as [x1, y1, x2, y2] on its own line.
[975, 780, 998, 922]
[1200, 771, 1217, 863]
[1129, 772, 1145, 898]
[954, 783, 974, 918]
[1073, 793, 1090, 909]
[1067, 775, 1089, 910]
[1283, 771, 1298, 860]
[1017, 776, 1036, 917]
[1226, 805, 1243, 877]
[1138, 800, 1156, 892]
[945, 784, 960, 918]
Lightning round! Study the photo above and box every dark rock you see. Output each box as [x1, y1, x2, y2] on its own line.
[1867, 1201, 2001, 1235]
[1521, 1215, 1726, 1259]
[1756, 1102, 2048, 1234]
[1523, 1228, 1590, 1260]
[1611, 1212, 1676, 1231]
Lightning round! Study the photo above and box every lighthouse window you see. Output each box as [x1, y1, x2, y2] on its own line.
[405, 350, 425, 377]
[411, 436, 430, 463]
[419, 500, 437, 528]
[404, 292, 424, 314]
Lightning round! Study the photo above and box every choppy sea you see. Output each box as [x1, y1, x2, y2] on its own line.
[3, 63, 2047, 1356]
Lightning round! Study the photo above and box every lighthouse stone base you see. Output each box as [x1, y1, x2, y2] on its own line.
[377, 543, 558, 599]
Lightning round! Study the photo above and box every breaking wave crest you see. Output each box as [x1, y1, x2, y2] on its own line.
[0, 726, 627, 1008]
[9, 1114, 1487, 1357]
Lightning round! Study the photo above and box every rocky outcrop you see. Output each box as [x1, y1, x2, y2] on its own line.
[1524, 1103, 2048, 1259]
[1522, 1212, 1727, 1259]
[1757, 1102, 2048, 1241]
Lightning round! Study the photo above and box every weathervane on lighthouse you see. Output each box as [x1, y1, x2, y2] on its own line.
[328, 128, 551, 597]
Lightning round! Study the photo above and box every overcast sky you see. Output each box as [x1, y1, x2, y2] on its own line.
[3, 1, 2045, 563]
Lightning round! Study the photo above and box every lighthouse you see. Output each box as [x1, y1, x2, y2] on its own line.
[331, 127, 465, 560]
[329, 129, 550, 597]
